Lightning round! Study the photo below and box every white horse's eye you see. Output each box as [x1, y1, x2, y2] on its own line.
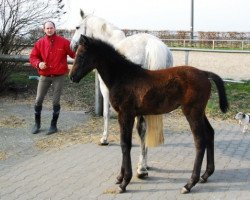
[76, 26, 80, 30]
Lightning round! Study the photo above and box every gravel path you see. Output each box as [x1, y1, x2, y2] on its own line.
[0, 100, 88, 164]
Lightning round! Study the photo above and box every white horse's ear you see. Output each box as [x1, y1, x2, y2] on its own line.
[101, 23, 107, 33]
[80, 9, 84, 19]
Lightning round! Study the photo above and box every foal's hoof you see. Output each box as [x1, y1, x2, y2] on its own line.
[199, 177, 207, 183]
[116, 177, 123, 184]
[118, 186, 126, 193]
[136, 172, 148, 179]
[180, 186, 190, 194]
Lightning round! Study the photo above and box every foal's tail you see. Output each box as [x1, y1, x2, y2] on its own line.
[207, 72, 229, 113]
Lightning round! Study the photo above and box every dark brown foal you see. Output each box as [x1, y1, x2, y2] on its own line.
[69, 35, 229, 194]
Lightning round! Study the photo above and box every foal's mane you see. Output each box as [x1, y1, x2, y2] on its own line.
[81, 36, 142, 70]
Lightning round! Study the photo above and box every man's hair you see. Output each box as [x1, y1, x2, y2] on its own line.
[43, 21, 56, 29]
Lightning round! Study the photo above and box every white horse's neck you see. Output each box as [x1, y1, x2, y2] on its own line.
[87, 16, 126, 45]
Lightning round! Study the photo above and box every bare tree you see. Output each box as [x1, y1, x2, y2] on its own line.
[0, 0, 66, 92]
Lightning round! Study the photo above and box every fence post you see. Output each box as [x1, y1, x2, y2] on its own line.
[95, 70, 103, 116]
[185, 50, 189, 65]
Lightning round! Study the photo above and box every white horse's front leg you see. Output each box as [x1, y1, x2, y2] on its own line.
[98, 75, 110, 145]
[136, 116, 149, 178]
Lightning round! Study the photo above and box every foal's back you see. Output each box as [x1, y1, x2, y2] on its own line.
[135, 66, 212, 114]
[110, 65, 211, 115]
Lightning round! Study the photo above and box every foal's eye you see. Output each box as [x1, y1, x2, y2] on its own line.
[76, 26, 80, 30]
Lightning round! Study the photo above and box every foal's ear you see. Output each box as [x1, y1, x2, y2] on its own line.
[80, 9, 84, 19]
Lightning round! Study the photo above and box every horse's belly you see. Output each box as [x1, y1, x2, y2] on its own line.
[138, 101, 180, 115]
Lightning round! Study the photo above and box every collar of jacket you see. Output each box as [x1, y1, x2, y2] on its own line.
[45, 34, 57, 42]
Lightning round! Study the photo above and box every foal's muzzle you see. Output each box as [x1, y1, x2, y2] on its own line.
[69, 75, 79, 83]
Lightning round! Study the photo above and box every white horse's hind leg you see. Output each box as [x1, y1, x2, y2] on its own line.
[136, 116, 149, 178]
[243, 125, 248, 133]
[98, 75, 110, 145]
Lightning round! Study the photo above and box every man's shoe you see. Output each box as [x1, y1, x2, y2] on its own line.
[31, 123, 40, 134]
[31, 112, 41, 134]
[47, 124, 58, 135]
[46, 111, 59, 135]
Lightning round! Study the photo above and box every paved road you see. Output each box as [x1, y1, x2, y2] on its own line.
[0, 102, 250, 200]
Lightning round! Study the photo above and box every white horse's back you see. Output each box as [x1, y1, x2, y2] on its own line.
[116, 33, 173, 69]
[144, 34, 173, 69]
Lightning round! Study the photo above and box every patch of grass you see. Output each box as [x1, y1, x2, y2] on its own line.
[206, 80, 250, 119]
[0, 115, 26, 128]
[0, 151, 7, 160]
[2, 67, 96, 111]
[9, 72, 29, 84]
[62, 71, 95, 111]
[7, 70, 38, 92]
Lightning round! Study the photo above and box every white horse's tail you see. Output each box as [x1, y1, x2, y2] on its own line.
[143, 38, 172, 148]
[144, 38, 173, 69]
[144, 115, 164, 147]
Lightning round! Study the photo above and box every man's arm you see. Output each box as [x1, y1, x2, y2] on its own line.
[29, 43, 42, 69]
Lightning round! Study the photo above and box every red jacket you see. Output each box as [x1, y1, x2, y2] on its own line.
[29, 34, 75, 76]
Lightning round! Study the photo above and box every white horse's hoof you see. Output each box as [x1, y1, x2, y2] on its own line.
[99, 141, 109, 146]
[136, 169, 148, 179]
[99, 138, 109, 146]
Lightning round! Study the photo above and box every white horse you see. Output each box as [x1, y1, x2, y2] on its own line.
[70, 10, 173, 177]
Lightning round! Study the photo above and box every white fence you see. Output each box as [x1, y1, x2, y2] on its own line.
[163, 39, 250, 50]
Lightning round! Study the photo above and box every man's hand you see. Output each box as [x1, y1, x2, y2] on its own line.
[38, 62, 47, 70]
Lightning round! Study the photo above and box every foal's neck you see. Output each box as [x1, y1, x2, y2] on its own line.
[96, 54, 141, 89]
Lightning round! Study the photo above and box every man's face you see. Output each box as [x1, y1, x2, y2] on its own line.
[44, 22, 55, 36]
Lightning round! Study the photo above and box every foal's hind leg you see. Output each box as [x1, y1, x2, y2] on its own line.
[116, 113, 134, 193]
[181, 113, 207, 194]
[136, 116, 149, 178]
[200, 115, 215, 183]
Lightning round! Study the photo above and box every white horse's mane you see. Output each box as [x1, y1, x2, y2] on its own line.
[82, 14, 126, 44]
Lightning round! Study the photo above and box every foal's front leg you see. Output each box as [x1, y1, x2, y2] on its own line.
[116, 113, 134, 193]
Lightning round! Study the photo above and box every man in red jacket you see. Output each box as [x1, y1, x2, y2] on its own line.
[29, 21, 75, 135]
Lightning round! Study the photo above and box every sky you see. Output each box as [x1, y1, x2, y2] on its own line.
[59, 0, 250, 32]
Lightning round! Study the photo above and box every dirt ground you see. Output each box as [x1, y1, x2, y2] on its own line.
[172, 51, 250, 81]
